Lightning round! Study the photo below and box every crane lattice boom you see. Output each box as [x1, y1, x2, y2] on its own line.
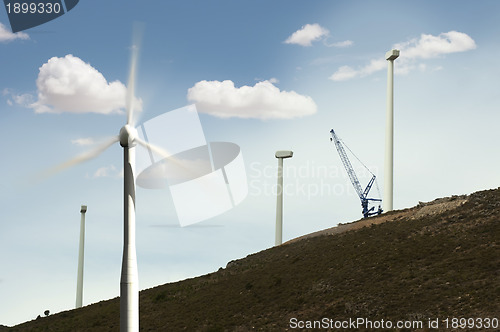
[330, 129, 382, 218]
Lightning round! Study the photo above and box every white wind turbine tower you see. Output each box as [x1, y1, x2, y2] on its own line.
[76, 204, 87, 309]
[41, 31, 171, 332]
[275, 150, 293, 246]
[384, 49, 399, 213]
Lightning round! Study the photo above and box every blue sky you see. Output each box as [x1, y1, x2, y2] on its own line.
[1, 0, 500, 326]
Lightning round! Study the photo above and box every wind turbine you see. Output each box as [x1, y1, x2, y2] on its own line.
[384, 49, 399, 213]
[275, 150, 293, 246]
[76, 204, 87, 309]
[40, 31, 171, 332]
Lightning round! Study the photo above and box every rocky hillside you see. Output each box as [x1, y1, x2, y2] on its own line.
[8, 188, 500, 331]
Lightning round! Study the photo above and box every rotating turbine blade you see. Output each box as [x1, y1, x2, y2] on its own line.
[135, 137, 172, 161]
[135, 136, 197, 176]
[126, 47, 138, 126]
[126, 23, 144, 127]
[35, 136, 119, 182]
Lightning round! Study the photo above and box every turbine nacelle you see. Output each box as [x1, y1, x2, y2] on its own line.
[119, 124, 138, 148]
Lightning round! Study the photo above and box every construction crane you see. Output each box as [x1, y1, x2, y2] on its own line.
[330, 129, 382, 218]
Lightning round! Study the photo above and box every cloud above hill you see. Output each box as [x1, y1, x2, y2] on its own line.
[284, 23, 329, 47]
[330, 31, 477, 81]
[187, 80, 317, 120]
[30, 55, 142, 114]
[4, 55, 142, 114]
[284, 23, 352, 48]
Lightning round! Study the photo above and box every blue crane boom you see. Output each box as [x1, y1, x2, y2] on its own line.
[330, 129, 382, 218]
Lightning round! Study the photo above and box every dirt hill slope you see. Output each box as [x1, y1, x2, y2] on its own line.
[8, 188, 500, 331]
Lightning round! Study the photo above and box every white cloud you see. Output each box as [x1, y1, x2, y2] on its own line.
[329, 59, 386, 81]
[254, 77, 279, 84]
[13, 93, 35, 106]
[187, 80, 317, 120]
[329, 66, 358, 81]
[364, 58, 387, 73]
[324, 39, 354, 48]
[3, 89, 35, 107]
[330, 31, 476, 81]
[395, 31, 476, 59]
[284, 23, 329, 47]
[0, 22, 29, 42]
[91, 165, 119, 178]
[87, 164, 122, 178]
[284, 24, 352, 49]
[30, 54, 142, 114]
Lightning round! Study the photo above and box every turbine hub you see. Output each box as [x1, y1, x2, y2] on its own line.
[119, 124, 138, 147]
